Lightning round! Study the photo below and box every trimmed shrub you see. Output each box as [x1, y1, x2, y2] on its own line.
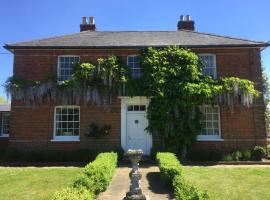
[252, 146, 267, 161]
[156, 152, 209, 200]
[51, 187, 93, 200]
[73, 152, 118, 195]
[231, 151, 242, 161]
[222, 154, 234, 161]
[156, 152, 182, 185]
[241, 150, 252, 161]
[173, 176, 209, 200]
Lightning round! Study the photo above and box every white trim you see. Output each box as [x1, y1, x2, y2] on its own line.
[197, 105, 222, 141]
[1, 112, 10, 137]
[198, 53, 217, 79]
[127, 55, 141, 78]
[53, 105, 80, 141]
[121, 96, 152, 155]
[196, 138, 224, 141]
[0, 104, 11, 112]
[57, 55, 80, 83]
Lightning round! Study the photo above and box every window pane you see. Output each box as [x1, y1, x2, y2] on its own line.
[200, 55, 216, 79]
[58, 56, 80, 82]
[54, 106, 80, 138]
[199, 105, 220, 137]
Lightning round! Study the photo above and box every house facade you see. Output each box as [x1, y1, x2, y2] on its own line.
[3, 16, 269, 155]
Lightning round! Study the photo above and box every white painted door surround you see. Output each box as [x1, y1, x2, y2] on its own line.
[120, 96, 152, 155]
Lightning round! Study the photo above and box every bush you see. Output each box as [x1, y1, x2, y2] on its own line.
[186, 149, 223, 161]
[51, 187, 93, 200]
[222, 154, 234, 161]
[156, 152, 209, 200]
[241, 150, 252, 161]
[73, 152, 118, 195]
[156, 152, 182, 185]
[173, 175, 209, 200]
[252, 146, 267, 161]
[231, 151, 242, 161]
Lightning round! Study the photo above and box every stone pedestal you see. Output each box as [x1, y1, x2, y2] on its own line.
[125, 149, 148, 200]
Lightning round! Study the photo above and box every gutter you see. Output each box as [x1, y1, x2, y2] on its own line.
[4, 43, 270, 52]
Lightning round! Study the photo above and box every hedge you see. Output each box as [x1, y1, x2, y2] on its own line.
[73, 152, 118, 195]
[51, 187, 94, 200]
[156, 152, 209, 200]
[52, 152, 118, 200]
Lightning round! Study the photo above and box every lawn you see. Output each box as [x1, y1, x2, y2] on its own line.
[182, 166, 270, 200]
[0, 167, 83, 200]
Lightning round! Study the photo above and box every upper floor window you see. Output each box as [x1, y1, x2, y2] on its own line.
[57, 56, 80, 82]
[199, 54, 217, 79]
[127, 55, 142, 78]
[0, 112, 10, 137]
[198, 105, 221, 140]
[54, 106, 80, 141]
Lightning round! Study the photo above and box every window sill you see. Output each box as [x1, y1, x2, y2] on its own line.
[0, 135, 9, 138]
[196, 137, 224, 142]
[51, 137, 80, 142]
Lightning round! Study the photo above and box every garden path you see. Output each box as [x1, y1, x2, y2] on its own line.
[97, 164, 174, 200]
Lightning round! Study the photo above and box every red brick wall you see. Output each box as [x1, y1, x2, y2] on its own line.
[7, 48, 267, 152]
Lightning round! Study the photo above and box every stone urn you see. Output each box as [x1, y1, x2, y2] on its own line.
[125, 149, 147, 200]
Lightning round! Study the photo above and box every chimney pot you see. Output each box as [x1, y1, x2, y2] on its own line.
[177, 14, 195, 31]
[82, 17, 87, 24]
[80, 16, 96, 32]
[89, 16, 95, 25]
[180, 15, 184, 21]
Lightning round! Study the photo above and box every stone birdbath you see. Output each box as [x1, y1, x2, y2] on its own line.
[125, 149, 148, 200]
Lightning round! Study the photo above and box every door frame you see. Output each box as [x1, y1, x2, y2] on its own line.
[119, 96, 152, 155]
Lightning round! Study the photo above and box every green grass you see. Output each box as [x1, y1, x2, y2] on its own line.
[0, 167, 83, 200]
[182, 166, 270, 200]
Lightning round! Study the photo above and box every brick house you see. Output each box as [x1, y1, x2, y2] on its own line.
[3, 16, 269, 155]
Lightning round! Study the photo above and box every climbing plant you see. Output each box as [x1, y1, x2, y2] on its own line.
[4, 55, 128, 105]
[125, 47, 259, 153]
[3, 47, 260, 153]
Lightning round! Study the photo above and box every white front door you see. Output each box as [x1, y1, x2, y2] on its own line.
[120, 97, 152, 155]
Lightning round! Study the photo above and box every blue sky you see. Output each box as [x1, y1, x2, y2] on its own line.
[0, 0, 269, 98]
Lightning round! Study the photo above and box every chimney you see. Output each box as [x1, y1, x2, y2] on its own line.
[80, 16, 96, 31]
[177, 15, 195, 31]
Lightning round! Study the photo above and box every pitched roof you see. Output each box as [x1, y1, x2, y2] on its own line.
[4, 30, 269, 50]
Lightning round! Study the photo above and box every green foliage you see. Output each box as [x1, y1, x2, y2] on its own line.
[241, 150, 252, 161]
[222, 149, 252, 161]
[127, 47, 259, 153]
[156, 152, 182, 185]
[51, 187, 93, 200]
[231, 150, 242, 161]
[73, 152, 118, 195]
[222, 154, 234, 161]
[173, 176, 209, 200]
[252, 146, 267, 161]
[156, 152, 209, 200]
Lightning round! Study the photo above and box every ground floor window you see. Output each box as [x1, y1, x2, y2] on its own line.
[197, 105, 221, 140]
[54, 106, 80, 141]
[0, 112, 10, 137]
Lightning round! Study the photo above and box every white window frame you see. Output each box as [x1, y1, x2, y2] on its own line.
[57, 55, 80, 83]
[53, 105, 80, 141]
[199, 54, 217, 79]
[127, 55, 141, 78]
[0, 112, 10, 137]
[197, 105, 223, 141]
